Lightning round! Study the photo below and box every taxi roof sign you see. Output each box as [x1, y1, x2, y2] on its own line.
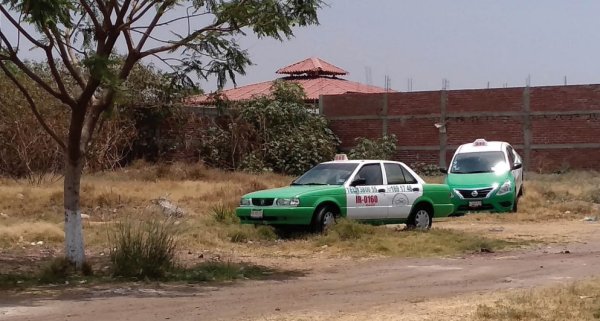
[334, 154, 348, 161]
[473, 138, 488, 146]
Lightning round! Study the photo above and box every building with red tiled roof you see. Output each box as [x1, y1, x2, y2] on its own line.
[185, 57, 391, 106]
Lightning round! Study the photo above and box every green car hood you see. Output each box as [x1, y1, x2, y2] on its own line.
[446, 172, 511, 188]
[244, 185, 343, 199]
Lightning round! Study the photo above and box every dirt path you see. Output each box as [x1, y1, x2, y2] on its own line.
[2, 238, 600, 321]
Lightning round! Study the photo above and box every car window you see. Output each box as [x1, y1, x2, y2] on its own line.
[292, 163, 358, 185]
[355, 163, 383, 185]
[401, 166, 418, 184]
[513, 149, 522, 164]
[384, 163, 407, 184]
[506, 146, 515, 165]
[450, 151, 507, 174]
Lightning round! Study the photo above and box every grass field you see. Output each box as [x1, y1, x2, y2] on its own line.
[473, 278, 600, 321]
[0, 163, 598, 268]
[1, 164, 600, 319]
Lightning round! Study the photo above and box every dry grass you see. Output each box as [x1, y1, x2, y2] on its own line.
[474, 278, 600, 321]
[1, 166, 598, 259]
[0, 221, 63, 247]
[0, 162, 289, 250]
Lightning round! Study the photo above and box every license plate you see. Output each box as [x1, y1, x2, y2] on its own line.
[469, 201, 482, 208]
[250, 209, 263, 219]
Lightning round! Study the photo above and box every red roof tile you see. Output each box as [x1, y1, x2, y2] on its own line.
[185, 76, 390, 105]
[276, 57, 348, 76]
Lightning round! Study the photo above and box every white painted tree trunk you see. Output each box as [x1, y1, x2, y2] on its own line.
[64, 160, 85, 267]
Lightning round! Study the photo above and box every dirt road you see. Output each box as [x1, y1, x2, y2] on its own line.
[2, 239, 600, 321]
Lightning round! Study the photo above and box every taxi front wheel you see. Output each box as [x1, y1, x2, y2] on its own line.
[311, 205, 336, 233]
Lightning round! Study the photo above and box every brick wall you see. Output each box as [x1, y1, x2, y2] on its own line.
[320, 84, 600, 172]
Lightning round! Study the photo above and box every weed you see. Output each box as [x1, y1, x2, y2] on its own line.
[228, 225, 278, 243]
[109, 218, 178, 279]
[211, 203, 239, 224]
[169, 262, 274, 282]
[37, 257, 93, 284]
[229, 229, 250, 243]
[474, 279, 600, 321]
[330, 219, 376, 241]
[256, 225, 278, 241]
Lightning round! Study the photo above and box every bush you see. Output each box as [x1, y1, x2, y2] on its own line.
[37, 257, 93, 284]
[170, 262, 275, 282]
[228, 226, 278, 243]
[411, 162, 443, 177]
[348, 135, 397, 160]
[211, 203, 239, 224]
[198, 81, 340, 175]
[109, 218, 178, 279]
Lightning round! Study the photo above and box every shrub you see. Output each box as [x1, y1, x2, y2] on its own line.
[256, 226, 278, 241]
[348, 135, 397, 160]
[198, 81, 340, 175]
[109, 218, 178, 279]
[411, 162, 443, 177]
[229, 229, 250, 243]
[37, 257, 93, 284]
[170, 262, 275, 282]
[211, 203, 239, 224]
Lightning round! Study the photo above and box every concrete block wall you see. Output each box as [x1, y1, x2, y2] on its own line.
[321, 84, 600, 172]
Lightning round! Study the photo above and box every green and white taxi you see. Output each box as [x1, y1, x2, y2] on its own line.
[236, 156, 455, 231]
[441, 139, 524, 214]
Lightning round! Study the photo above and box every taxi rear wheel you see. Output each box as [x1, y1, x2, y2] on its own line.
[407, 206, 433, 230]
[311, 205, 336, 233]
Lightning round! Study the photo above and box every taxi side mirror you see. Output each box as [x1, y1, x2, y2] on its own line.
[512, 163, 523, 170]
[350, 177, 366, 187]
[439, 168, 448, 174]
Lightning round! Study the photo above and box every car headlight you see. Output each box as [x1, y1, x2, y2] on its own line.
[496, 180, 512, 196]
[240, 198, 252, 206]
[275, 198, 300, 207]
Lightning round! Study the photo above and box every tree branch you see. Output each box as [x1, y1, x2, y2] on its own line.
[94, 0, 110, 20]
[79, 0, 103, 32]
[41, 27, 76, 104]
[139, 25, 236, 58]
[0, 30, 76, 107]
[135, 1, 171, 52]
[0, 6, 47, 49]
[50, 27, 86, 89]
[0, 61, 67, 151]
[129, 0, 160, 25]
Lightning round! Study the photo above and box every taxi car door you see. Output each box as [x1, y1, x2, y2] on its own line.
[383, 162, 423, 219]
[345, 163, 388, 220]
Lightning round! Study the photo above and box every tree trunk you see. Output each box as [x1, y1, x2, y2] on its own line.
[64, 157, 85, 267]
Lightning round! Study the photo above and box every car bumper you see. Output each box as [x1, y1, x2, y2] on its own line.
[451, 192, 515, 213]
[236, 207, 315, 225]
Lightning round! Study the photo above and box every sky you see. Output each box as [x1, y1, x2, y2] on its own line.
[3, 1, 600, 93]
[211, 0, 600, 92]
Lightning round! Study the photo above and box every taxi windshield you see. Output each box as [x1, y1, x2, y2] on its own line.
[450, 151, 507, 174]
[292, 163, 358, 186]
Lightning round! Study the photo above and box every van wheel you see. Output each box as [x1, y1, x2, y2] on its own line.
[518, 186, 524, 197]
[311, 205, 336, 233]
[407, 206, 433, 230]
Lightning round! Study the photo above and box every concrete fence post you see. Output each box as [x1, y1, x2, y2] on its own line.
[382, 92, 389, 137]
[522, 86, 531, 171]
[439, 90, 448, 168]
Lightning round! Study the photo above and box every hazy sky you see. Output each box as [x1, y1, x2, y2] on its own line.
[214, 0, 600, 92]
[4, 1, 600, 93]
